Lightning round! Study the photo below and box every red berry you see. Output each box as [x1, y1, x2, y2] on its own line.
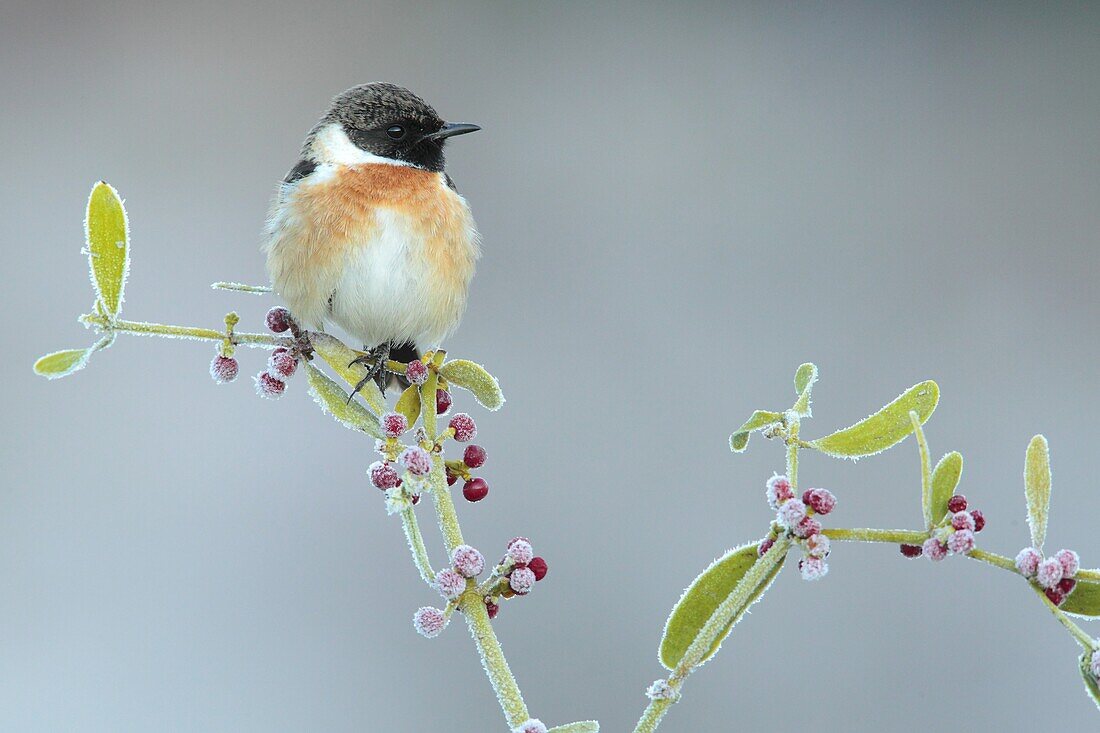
[410, 494, 421, 505]
[947, 495, 967, 513]
[210, 355, 239, 384]
[802, 488, 837, 516]
[900, 544, 923, 558]
[970, 509, 985, 532]
[405, 360, 428, 386]
[527, 556, 548, 581]
[266, 306, 292, 333]
[758, 538, 775, 556]
[446, 470, 458, 486]
[463, 444, 487, 468]
[1045, 586, 1068, 606]
[436, 388, 453, 415]
[381, 411, 409, 438]
[449, 413, 477, 442]
[268, 350, 298, 379]
[462, 477, 489, 502]
[1058, 577, 1078, 595]
[485, 599, 500, 619]
[255, 372, 286, 399]
[369, 461, 400, 490]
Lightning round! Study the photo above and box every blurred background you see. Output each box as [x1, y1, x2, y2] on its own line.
[3, 1, 1099, 730]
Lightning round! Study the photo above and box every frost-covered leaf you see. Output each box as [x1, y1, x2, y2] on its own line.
[33, 347, 94, 379]
[304, 363, 382, 438]
[729, 410, 783, 453]
[395, 384, 421, 426]
[309, 332, 385, 415]
[547, 722, 600, 733]
[438, 359, 504, 411]
[809, 380, 939, 459]
[659, 543, 785, 671]
[1061, 579, 1100, 618]
[1079, 651, 1100, 711]
[1024, 435, 1052, 551]
[85, 181, 129, 317]
[792, 362, 818, 416]
[929, 451, 963, 527]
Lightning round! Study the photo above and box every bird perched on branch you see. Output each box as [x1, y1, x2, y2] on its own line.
[264, 83, 481, 395]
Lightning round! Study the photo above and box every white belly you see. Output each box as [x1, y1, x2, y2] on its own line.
[329, 208, 448, 348]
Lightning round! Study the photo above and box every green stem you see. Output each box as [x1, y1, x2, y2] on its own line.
[399, 506, 435, 587]
[823, 527, 928, 544]
[910, 413, 933, 529]
[786, 421, 801, 488]
[1035, 585, 1095, 650]
[633, 536, 793, 733]
[81, 314, 281, 348]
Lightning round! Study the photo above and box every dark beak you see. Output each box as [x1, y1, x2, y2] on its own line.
[425, 122, 481, 141]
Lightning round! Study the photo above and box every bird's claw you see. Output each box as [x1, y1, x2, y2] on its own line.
[347, 344, 389, 403]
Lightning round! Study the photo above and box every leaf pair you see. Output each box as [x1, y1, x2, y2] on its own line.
[34, 182, 130, 379]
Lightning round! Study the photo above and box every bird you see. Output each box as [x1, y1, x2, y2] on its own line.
[264, 82, 481, 395]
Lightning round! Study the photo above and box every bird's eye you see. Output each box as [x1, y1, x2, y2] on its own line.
[386, 125, 407, 140]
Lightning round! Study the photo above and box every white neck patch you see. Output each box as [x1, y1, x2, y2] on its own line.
[308, 123, 415, 168]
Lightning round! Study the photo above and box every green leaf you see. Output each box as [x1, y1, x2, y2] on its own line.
[395, 384, 421, 426]
[1079, 651, 1100, 711]
[1024, 434, 1052, 551]
[85, 181, 129, 317]
[792, 362, 818, 415]
[808, 380, 939, 459]
[928, 451, 963, 527]
[309, 332, 386, 415]
[911, 412, 933, 529]
[1061, 579, 1100, 618]
[304, 363, 382, 438]
[547, 722, 600, 733]
[33, 347, 94, 379]
[659, 543, 786, 670]
[438, 359, 504, 411]
[729, 410, 784, 453]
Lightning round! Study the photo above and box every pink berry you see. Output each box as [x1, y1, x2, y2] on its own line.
[209, 355, 239, 384]
[1036, 557, 1064, 589]
[381, 411, 409, 438]
[485, 599, 500, 619]
[947, 529, 976, 555]
[1016, 547, 1042, 577]
[399, 446, 432, 476]
[527, 556, 548, 581]
[758, 538, 776, 557]
[951, 511, 976, 532]
[509, 566, 536, 594]
[794, 516, 822, 539]
[777, 499, 807, 529]
[435, 569, 466, 600]
[507, 539, 534, 565]
[254, 372, 286, 399]
[449, 413, 477, 442]
[900, 544, 923, 558]
[508, 537, 530, 548]
[463, 444, 487, 469]
[405, 359, 428, 386]
[413, 606, 447, 638]
[267, 349, 297, 379]
[1045, 586, 1068, 606]
[435, 388, 452, 415]
[368, 461, 401, 490]
[947, 495, 968, 513]
[799, 556, 829, 581]
[1055, 549, 1080, 578]
[806, 533, 831, 558]
[513, 720, 548, 733]
[766, 474, 794, 510]
[923, 537, 948, 562]
[451, 545, 485, 578]
[265, 306, 291, 333]
[802, 488, 837, 516]
[463, 478, 489, 502]
[970, 509, 985, 532]
[1091, 650, 1100, 679]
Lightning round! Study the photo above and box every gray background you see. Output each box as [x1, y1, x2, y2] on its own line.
[3, 1, 1099, 731]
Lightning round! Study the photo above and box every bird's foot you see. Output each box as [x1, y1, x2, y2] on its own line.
[348, 343, 389, 402]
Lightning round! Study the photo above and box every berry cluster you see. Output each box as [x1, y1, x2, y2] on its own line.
[761, 474, 836, 581]
[413, 544, 488, 638]
[900, 494, 986, 561]
[446, 430, 490, 502]
[1016, 546, 1081, 606]
[252, 307, 302, 398]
